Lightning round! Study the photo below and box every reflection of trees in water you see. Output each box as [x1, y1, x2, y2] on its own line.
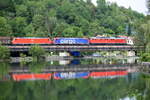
[0, 82, 13, 99]
[0, 62, 10, 80]
[1, 73, 150, 100]
[137, 74, 150, 100]
[29, 61, 47, 73]
[81, 58, 128, 65]
[121, 73, 150, 100]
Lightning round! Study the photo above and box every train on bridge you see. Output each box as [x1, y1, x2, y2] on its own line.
[0, 36, 133, 45]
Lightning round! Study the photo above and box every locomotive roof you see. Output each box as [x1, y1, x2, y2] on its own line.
[90, 37, 126, 39]
[14, 37, 49, 38]
[54, 37, 87, 39]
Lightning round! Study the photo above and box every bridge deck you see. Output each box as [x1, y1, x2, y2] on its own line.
[6, 45, 143, 51]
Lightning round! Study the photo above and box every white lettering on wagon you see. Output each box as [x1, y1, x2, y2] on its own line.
[60, 72, 76, 78]
[60, 39, 76, 44]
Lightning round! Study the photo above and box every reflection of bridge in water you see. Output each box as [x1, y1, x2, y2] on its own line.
[10, 64, 140, 73]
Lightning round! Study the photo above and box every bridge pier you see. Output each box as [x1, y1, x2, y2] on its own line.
[127, 57, 136, 63]
[127, 51, 136, 63]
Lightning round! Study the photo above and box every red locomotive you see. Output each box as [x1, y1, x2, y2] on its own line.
[89, 37, 127, 45]
[90, 71, 128, 78]
[12, 73, 52, 81]
[12, 37, 53, 45]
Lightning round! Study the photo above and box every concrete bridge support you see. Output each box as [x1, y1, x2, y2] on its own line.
[127, 51, 136, 63]
[127, 58, 136, 63]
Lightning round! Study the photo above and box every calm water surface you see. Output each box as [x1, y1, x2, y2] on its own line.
[0, 57, 150, 100]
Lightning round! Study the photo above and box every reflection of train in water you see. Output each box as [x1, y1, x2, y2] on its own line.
[0, 36, 133, 45]
[90, 71, 128, 78]
[11, 70, 128, 81]
[53, 72, 90, 80]
[12, 73, 52, 81]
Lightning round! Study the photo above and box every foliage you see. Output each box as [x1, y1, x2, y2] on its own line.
[29, 45, 45, 60]
[0, 62, 10, 80]
[0, 17, 12, 36]
[29, 61, 47, 73]
[0, 0, 144, 37]
[134, 17, 150, 61]
[20, 53, 27, 67]
[134, 20, 150, 47]
[0, 45, 10, 60]
[140, 53, 150, 62]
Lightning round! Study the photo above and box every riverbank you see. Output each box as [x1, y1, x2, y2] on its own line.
[10, 55, 139, 63]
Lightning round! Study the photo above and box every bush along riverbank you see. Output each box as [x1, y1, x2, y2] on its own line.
[139, 52, 150, 62]
[0, 45, 10, 61]
[29, 45, 46, 61]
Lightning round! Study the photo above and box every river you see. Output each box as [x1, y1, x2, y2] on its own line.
[0, 57, 150, 100]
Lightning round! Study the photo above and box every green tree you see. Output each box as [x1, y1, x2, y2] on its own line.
[29, 45, 46, 60]
[45, 16, 57, 36]
[0, 17, 12, 36]
[0, 0, 13, 9]
[32, 14, 45, 34]
[0, 45, 10, 60]
[62, 26, 83, 37]
[140, 52, 150, 62]
[135, 20, 150, 47]
[15, 4, 28, 17]
[10, 17, 27, 35]
[88, 21, 104, 36]
[24, 24, 34, 35]
[54, 22, 69, 36]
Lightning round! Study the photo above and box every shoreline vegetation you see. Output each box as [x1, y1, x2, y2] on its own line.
[0, 45, 10, 61]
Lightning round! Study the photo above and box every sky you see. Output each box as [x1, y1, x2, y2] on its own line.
[92, 0, 148, 15]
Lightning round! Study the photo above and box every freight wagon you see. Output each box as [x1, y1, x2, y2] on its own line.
[53, 38, 89, 44]
[53, 72, 90, 79]
[12, 37, 53, 45]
